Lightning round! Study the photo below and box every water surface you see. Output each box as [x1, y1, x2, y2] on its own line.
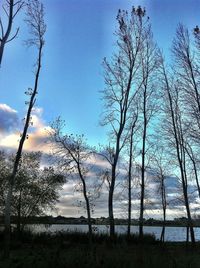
[26, 224, 200, 242]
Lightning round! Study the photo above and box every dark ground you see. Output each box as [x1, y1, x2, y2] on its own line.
[0, 231, 200, 268]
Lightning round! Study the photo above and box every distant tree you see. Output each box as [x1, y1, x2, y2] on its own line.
[0, 0, 24, 66]
[4, 0, 46, 256]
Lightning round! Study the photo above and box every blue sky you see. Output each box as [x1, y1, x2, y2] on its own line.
[1, 0, 200, 147]
[1, 0, 200, 218]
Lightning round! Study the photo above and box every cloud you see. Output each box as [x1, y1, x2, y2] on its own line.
[0, 103, 51, 153]
[0, 104, 19, 134]
[0, 103, 199, 219]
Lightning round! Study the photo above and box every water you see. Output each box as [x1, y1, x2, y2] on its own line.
[26, 224, 200, 242]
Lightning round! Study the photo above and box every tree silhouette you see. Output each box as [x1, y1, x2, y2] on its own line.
[4, 0, 46, 256]
[0, 0, 24, 66]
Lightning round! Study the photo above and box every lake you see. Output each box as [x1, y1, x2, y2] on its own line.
[26, 224, 200, 242]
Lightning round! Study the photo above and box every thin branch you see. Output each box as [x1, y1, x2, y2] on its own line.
[6, 27, 19, 42]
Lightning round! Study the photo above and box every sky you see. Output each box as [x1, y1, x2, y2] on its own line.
[0, 0, 200, 218]
[1, 0, 200, 146]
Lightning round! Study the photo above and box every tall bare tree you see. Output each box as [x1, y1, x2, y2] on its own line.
[160, 57, 195, 244]
[172, 24, 200, 141]
[4, 0, 46, 256]
[0, 0, 24, 66]
[101, 6, 151, 238]
[137, 16, 160, 239]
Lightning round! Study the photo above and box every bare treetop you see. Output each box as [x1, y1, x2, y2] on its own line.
[132, 6, 146, 18]
[25, 0, 46, 47]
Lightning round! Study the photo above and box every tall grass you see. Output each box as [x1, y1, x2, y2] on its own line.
[0, 230, 200, 268]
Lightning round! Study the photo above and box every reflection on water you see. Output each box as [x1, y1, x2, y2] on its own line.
[26, 224, 200, 242]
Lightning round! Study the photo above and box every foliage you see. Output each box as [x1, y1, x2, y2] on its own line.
[0, 151, 65, 221]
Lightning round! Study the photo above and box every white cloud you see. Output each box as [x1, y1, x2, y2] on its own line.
[0, 103, 199, 219]
[0, 103, 52, 153]
[0, 104, 17, 114]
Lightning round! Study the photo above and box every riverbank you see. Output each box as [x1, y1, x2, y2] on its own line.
[0, 231, 200, 267]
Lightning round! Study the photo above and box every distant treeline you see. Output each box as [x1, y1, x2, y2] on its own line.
[1, 215, 200, 227]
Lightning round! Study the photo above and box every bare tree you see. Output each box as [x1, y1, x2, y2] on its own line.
[50, 118, 95, 243]
[137, 17, 160, 239]
[171, 23, 200, 202]
[101, 6, 150, 238]
[172, 24, 200, 141]
[0, 0, 24, 66]
[160, 56, 195, 244]
[4, 0, 46, 256]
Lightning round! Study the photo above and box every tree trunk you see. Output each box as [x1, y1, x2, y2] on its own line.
[17, 190, 22, 237]
[127, 123, 135, 238]
[0, 42, 5, 67]
[4, 41, 43, 257]
[160, 174, 166, 243]
[77, 163, 92, 243]
[83, 181, 92, 239]
[139, 87, 147, 239]
[186, 225, 189, 245]
[109, 165, 116, 238]
[162, 62, 195, 245]
[182, 181, 195, 244]
[160, 207, 166, 243]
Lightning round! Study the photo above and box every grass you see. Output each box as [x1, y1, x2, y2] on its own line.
[0, 230, 200, 268]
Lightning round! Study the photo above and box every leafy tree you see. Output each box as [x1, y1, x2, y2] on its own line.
[0, 151, 65, 233]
